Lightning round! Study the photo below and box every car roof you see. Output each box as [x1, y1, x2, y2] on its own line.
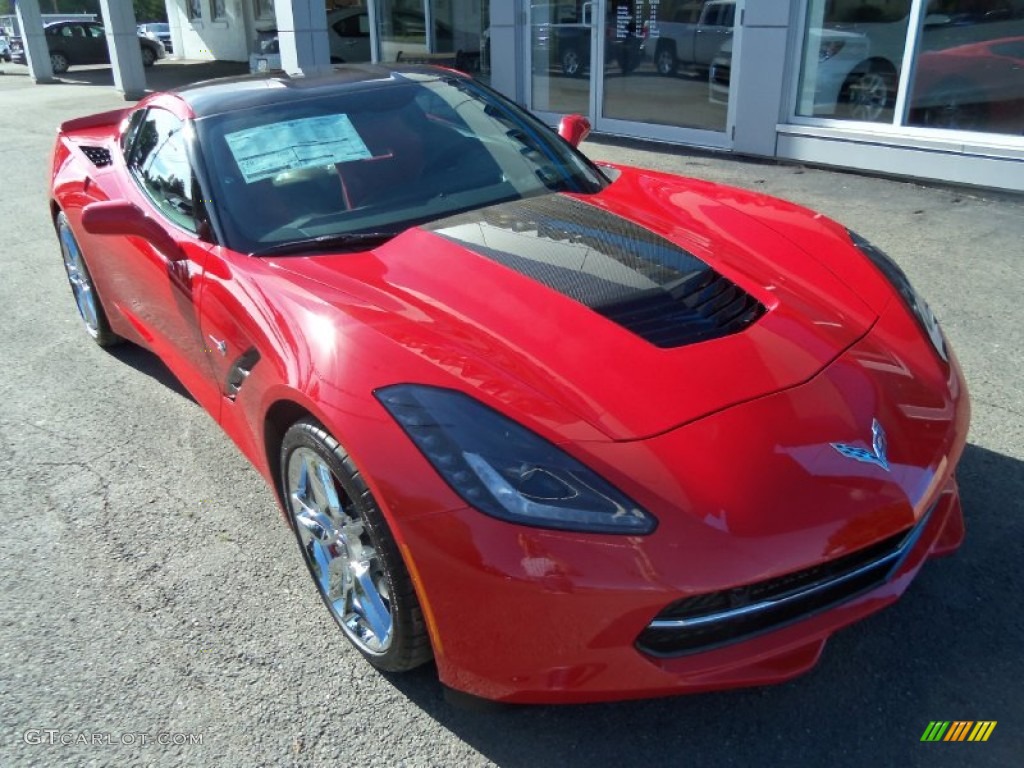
[172, 65, 460, 119]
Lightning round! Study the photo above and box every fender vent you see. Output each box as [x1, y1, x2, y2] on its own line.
[226, 347, 261, 398]
[80, 145, 112, 168]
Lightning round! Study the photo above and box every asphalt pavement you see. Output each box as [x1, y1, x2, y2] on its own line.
[1, 61, 1021, 767]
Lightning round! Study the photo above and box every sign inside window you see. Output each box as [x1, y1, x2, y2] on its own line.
[224, 114, 372, 184]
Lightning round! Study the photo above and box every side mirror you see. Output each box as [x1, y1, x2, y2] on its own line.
[558, 114, 591, 148]
[81, 200, 186, 262]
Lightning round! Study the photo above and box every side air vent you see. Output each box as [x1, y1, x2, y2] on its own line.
[80, 145, 113, 168]
[226, 348, 261, 399]
[596, 270, 765, 348]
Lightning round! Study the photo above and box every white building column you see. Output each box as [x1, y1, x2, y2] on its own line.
[98, 0, 146, 100]
[275, 0, 331, 77]
[14, 0, 55, 83]
[486, 1, 518, 101]
[731, 4, 789, 157]
[166, 0, 186, 60]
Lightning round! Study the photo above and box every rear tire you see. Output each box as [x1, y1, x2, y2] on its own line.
[56, 211, 121, 347]
[840, 63, 895, 122]
[561, 46, 583, 77]
[50, 52, 69, 74]
[280, 419, 432, 673]
[655, 42, 677, 76]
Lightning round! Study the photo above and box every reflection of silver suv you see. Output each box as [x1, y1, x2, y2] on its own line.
[643, 0, 735, 76]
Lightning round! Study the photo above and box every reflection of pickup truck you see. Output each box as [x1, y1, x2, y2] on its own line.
[643, 0, 735, 76]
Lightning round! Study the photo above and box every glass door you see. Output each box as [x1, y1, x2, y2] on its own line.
[528, 1, 599, 117]
[527, 1, 739, 148]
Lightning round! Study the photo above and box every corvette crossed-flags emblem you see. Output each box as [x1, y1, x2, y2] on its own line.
[831, 418, 890, 472]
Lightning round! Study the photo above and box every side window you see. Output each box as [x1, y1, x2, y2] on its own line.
[87, 25, 105, 39]
[334, 15, 369, 38]
[129, 109, 197, 233]
[120, 108, 147, 160]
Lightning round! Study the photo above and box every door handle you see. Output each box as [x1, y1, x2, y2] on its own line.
[208, 335, 227, 356]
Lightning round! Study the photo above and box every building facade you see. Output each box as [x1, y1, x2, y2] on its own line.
[165, 1, 1024, 192]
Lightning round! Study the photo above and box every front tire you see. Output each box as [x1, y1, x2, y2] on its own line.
[280, 419, 432, 673]
[56, 211, 121, 347]
[141, 46, 156, 67]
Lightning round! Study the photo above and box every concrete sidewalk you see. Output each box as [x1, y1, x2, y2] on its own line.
[1, 63, 1021, 768]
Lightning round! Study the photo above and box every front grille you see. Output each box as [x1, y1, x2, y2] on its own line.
[637, 507, 933, 656]
[80, 145, 112, 168]
[712, 65, 731, 86]
[597, 270, 764, 348]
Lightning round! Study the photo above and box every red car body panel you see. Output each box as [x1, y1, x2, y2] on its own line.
[50, 76, 969, 703]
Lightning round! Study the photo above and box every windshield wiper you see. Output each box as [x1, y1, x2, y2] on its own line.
[251, 232, 398, 257]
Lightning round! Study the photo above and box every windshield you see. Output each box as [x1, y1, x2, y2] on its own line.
[195, 75, 606, 255]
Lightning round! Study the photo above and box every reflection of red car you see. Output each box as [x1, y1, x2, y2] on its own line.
[50, 67, 969, 704]
[911, 36, 1024, 131]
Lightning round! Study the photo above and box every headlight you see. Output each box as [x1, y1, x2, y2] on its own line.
[819, 40, 845, 61]
[376, 385, 657, 534]
[849, 230, 947, 362]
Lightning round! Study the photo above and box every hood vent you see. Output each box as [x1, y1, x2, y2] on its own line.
[426, 194, 765, 349]
[80, 145, 112, 168]
[596, 270, 764, 348]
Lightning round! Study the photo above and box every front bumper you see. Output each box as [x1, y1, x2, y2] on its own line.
[396, 301, 970, 703]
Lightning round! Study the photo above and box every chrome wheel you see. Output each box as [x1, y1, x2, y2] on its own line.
[286, 446, 393, 654]
[58, 217, 100, 338]
[845, 70, 891, 122]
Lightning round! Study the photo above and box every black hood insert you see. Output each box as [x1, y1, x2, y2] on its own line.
[423, 194, 764, 349]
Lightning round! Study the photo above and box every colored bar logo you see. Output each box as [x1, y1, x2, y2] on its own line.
[921, 721, 997, 742]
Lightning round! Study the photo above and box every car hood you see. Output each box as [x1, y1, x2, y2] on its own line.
[272, 168, 880, 441]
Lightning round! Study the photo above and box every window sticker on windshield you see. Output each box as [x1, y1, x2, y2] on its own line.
[224, 114, 372, 183]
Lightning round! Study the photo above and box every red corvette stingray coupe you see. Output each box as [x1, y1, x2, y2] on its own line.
[50, 66, 969, 704]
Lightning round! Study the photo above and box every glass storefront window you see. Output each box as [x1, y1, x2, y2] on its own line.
[907, 2, 1024, 135]
[255, 0, 275, 21]
[796, 0, 912, 122]
[602, 0, 734, 131]
[376, 0, 427, 62]
[529, 1, 735, 132]
[529, 1, 591, 115]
